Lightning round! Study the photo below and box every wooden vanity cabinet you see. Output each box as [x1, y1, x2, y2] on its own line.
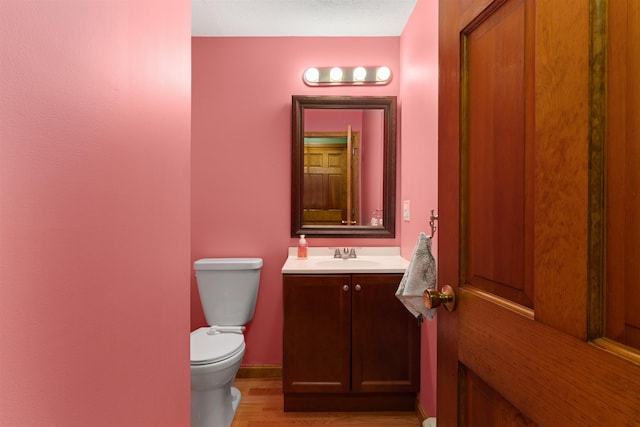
[283, 273, 420, 411]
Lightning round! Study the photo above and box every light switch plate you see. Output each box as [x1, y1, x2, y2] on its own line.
[403, 200, 410, 221]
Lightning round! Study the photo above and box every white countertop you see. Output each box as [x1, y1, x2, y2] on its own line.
[281, 247, 409, 274]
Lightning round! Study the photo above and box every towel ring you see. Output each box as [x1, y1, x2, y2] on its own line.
[428, 210, 438, 237]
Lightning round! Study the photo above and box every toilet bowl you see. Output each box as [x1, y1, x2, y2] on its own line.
[191, 327, 246, 427]
[190, 258, 262, 427]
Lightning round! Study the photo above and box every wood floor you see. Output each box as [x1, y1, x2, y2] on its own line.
[230, 377, 422, 427]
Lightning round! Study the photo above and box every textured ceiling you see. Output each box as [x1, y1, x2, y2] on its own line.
[192, 0, 418, 37]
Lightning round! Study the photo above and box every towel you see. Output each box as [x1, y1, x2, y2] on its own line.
[396, 232, 438, 321]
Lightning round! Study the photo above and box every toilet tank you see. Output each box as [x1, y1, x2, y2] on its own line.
[194, 258, 263, 326]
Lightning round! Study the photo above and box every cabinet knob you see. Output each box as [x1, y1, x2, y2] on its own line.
[343, 285, 349, 291]
[355, 284, 362, 291]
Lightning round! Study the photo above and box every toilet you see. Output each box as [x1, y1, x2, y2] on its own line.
[190, 258, 263, 427]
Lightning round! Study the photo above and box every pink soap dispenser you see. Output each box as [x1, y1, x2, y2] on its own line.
[297, 234, 308, 259]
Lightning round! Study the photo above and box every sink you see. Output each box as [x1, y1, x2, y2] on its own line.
[313, 259, 381, 268]
[281, 248, 410, 274]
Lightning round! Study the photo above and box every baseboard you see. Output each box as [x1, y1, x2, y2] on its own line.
[415, 398, 429, 423]
[237, 365, 283, 379]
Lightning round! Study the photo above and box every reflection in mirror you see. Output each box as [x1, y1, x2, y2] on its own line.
[292, 95, 396, 238]
[303, 110, 384, 227]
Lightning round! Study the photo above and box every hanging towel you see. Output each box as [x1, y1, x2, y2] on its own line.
[396, 232, 438, 321]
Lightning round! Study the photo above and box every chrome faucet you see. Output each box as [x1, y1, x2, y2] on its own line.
[334, 248, 357, 259]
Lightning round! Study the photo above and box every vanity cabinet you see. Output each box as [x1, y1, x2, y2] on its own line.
[283, 273, 420, 411]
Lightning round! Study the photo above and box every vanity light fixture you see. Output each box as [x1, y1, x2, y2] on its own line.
[303, 66, 392, 86]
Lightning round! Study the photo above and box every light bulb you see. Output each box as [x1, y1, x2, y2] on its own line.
[353, 66, 367, 82]
[304, 67, 319, 83]
[329, 67, 343, 82]
[376, 66, 391, 82]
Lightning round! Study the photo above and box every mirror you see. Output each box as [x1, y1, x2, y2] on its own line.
[291, 95, 397, 238]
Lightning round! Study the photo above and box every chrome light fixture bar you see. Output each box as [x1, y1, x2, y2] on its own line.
[303, 66, 392, 86]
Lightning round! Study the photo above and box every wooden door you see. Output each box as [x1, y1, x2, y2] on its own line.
[350, 132, 361, 225]
[438, 0, 640, 425]
[303, 131, 361, 225]
[303, 144, 347, 225]
[351, 274, 419, 394]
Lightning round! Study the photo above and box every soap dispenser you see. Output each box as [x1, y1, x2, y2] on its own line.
[297, 234, 308, 259]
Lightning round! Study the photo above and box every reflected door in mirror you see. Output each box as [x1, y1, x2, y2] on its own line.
[303, 130, 361, 225]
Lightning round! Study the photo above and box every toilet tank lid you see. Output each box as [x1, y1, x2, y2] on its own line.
[194, 258, 263, 270]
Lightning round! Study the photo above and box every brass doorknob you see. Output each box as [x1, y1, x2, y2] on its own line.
[423, 285, 457, 312]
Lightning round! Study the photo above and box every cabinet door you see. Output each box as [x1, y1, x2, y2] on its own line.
[351, 274, 420, 393]
[283, 274, 351, 393]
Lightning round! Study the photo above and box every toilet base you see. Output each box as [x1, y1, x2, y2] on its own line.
[191, 384, 242, 427]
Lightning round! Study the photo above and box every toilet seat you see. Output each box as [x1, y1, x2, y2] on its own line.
[190, 327, 245, 366]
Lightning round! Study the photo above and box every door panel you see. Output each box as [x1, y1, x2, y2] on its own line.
[438, 0, 640, 425]
[462, 0, 533, 308]
[606, 0, 640, 351]
[463, 370, 534, 427]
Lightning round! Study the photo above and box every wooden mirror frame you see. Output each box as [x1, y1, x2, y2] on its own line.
[291, 95, 397, 238]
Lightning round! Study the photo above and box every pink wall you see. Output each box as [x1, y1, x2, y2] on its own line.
[191, 37, 400, 365]
[399, 0, 440, 417]
[0, 2, 192, 426]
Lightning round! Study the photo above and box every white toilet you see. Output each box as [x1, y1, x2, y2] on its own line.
[190, 258, 263, 427]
